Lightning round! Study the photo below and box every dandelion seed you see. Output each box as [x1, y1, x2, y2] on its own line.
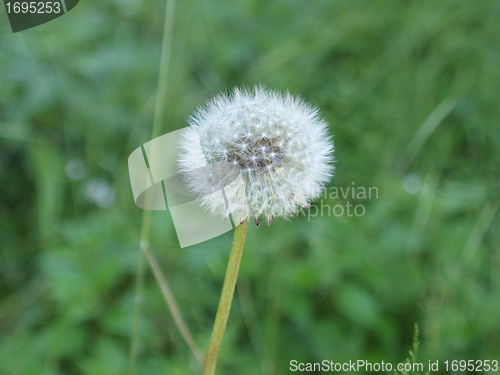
[178, 86, 335, 225]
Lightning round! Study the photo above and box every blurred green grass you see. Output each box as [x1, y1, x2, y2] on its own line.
[1, 0, 500, 374]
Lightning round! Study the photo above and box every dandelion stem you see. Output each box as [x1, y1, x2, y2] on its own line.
[203, 220, 249, 375]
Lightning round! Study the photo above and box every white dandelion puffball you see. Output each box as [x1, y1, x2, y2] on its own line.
[178, 86, 334, 226]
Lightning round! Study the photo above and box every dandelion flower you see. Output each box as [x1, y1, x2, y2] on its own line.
[178, 86, 334, 225]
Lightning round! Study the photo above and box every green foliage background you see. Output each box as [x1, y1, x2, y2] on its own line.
[1, 0, 500, 374]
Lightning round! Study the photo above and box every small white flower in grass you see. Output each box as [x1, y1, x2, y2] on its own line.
[178, 86, 335, 226]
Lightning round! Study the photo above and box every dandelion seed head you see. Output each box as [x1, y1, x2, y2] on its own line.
[178, 86, 335, 224]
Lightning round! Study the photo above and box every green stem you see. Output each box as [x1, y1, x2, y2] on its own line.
[128, 0, 178, 372]
[142, 242, 204, 365]
[203, 220, 250, 375]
